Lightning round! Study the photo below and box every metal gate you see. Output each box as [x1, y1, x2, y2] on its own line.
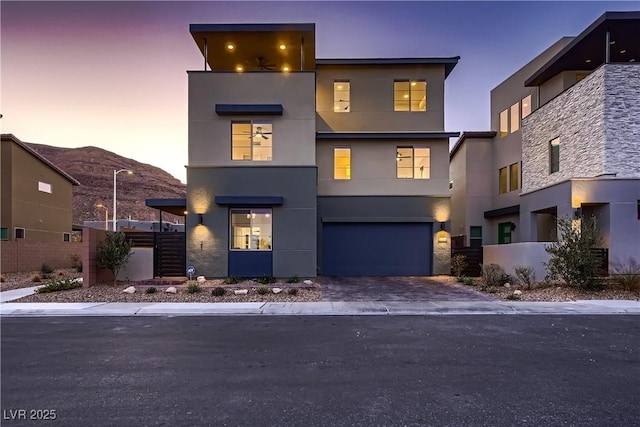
[124, 232, 185, 278]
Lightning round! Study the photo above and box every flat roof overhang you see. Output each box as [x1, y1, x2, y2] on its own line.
[484, 205, 520, 219]
[146, 198, 187, 216]
[525, 11, 640, 86]
[189, 23, 316, 71]
[316, 57, 460, 78]
[317, 132, 460, 140]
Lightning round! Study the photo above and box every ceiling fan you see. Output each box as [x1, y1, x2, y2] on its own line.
[247, 56, 276, 71]
[242, 126, 272, 144]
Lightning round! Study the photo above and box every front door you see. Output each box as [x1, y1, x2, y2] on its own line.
[498, 222, 512, 244]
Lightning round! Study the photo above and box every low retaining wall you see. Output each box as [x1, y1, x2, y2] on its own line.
[117, 248, 153, 282]
[483, 242, 551, 282]
[1, 240, 81, 273]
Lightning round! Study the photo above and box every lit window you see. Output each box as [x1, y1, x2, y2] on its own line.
[500, 109, 508, 138]
[38, 181, 52, 193]
[334, 81, 350, 112]
[396, 147, 430, 179]
[231, 122, 272, 161]
[550, 137, 560, 174]
[521, 95, 532, 119]
[510, 102, 520, 133]
[394, 80, 426, 111]
[334, 147, 351, 180]
[499, 167, 508, 194]
[230, 209, 272, 250]
[509, 162, 520, 191]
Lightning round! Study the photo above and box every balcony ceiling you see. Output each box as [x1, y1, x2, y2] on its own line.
[525, 11, 640, 86]
[190, 23, 316, 72]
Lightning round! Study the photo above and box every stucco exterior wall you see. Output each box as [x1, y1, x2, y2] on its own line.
[317, 139, 449, 196]
[484, 242, 550, 281]
[188, 71, 316, 167]
[116, 247, 154, 282]
[316, 64, 445, 132]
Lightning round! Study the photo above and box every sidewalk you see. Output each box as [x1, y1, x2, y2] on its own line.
[1, 286, 638, 317]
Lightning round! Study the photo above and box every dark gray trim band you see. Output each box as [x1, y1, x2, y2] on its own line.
[215, 196, 284, 206]
[484, 205, 520, 219]
[215, 104, 283, 116]
[322, 216, 434, 223]
[317, 132, 459, 140]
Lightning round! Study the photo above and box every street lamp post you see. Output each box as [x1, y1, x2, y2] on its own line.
[96, 204, 109, 230]
[113, 169, 133, 231]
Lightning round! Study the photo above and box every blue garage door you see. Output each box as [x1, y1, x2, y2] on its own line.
[322, 223, 432, 276]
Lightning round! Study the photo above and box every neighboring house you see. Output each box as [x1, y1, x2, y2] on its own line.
[185, 23, 459, 278]
[450, 11, 640, 274]
[1, 134, 80, 242]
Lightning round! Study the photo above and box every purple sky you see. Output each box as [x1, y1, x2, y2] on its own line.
[2, 1, 637, 183]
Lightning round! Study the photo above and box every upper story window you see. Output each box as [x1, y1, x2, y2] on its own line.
[499, 167, 508, 194]
[334, 81, 350, 112]
[38, 181, 52, 193]
[231, 121, 272, 161]
[230, 208, 272, 251]
[396, 147, 430, 179]
[510, 102, 520, 133]
[549, 137, 560, 174]
[521, 95, 532, 119]
[500, 109, 508, 138]
[394, 80, 426, 112]
[509, 162, 520, 191]
[15, 227, 25, 239]
[334, 147, 351, 180]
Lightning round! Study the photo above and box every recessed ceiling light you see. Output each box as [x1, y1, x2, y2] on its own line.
[235, 65, 243, 72]
[610, 40, 616, 45]
[630, 59, 636, 62]
[620, 49, 627, 54]
[279, 44, 286, 50]
[226, 43, 235, 51]
[585, 59, 592, 63]
[403, 94, 409, 99]
[523, 103, 528, 107]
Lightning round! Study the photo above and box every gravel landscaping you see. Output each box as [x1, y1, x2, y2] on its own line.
[0, 269, 81, 292]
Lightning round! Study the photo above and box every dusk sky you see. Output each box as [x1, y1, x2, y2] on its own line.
[2, 1, 637, 183]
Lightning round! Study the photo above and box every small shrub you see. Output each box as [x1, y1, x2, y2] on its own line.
[499, 274, 514, 286]
[256, 286, 270, 295]
[506, 293, 522, 301]
[96, 231, 134, 285]
[224, 276, 241, 285]
[286, 275, 300, 284]
[462, 276, 475, 286]
[40, 263, 54, 275]
[451, 254, 468, 278]
[483, 286, 499, 294]
[187, 283, 202, 294]
[0, 275, 5, 283]
[481, 263, 505, 287]
[212, 287, 226, 296]
[145, 287, 157, 294]
[257, 276, 276, 285]
[610, 258, 640, 292]
[515, 265, 535, 289]
[287, 288, 299, 296]
[37, 277, 82, 293]
[75, 261, 83, 273]
[31, 274, 42, 283]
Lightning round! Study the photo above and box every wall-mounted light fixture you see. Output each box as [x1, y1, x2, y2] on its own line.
[198, 214, 204, 225]
[574, 208, 582, 219]
[437, 236, 448, 243]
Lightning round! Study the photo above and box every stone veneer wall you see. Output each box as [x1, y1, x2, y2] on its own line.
[521, 66, 606, 193]
[604, 64, 640, 177]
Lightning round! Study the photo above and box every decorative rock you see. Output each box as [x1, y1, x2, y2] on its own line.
[197, 276, 206, 283]
[272, 288, 282, 294]
[504, 283, 511, 288]
[303, 280, 313, 285]
[122, 286, 136, 294]
[234, 289, 248, 295]
[166, 286, 177, 294]
[513, 290, 523, 296]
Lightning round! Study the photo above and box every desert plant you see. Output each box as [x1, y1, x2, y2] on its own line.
[75, 261, 83, 273]
[187, 283, 202, 294]
[286, 275, 300, 284]
[462, 276, 475, 286]
[481, 263, 505, 287]
[544, 215, 604, 290]
[287, 288, 299, 296]
[96, 231, 133, 285]
[212, 287, 226, 296]
[37, 277, 82, 293]
[40, 263, 54, 275]
[145, 287, 157, 294]
[224, 276, 241, 285]
[482, 285, 499, 293]
[70, 254, 81, 269]
[256, 286, 270, 295]
[610, 258, 640, 292]
[451, 254, 468, 278]
[256, 276, 276, 285]
[31, 274, 42, 283]
[515, 265, 535, 289]
[506, 293, 521, 301]
[499, 274, 514, 286]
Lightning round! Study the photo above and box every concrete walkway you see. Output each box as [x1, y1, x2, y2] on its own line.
[0, 286, 638, 316]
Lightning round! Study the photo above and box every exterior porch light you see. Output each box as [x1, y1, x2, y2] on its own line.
[198, 214, 204, 225]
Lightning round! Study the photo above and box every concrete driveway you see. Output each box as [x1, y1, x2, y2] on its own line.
[318, 276, 494, 302]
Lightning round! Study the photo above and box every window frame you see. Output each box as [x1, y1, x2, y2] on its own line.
[499, 109, 508, 138]
[231, 121, 273, 162]
[469, 226, 482, 248]
[333, 80, 350, 113]
[15, 227, 25, 239]
[499, 167, 508, 194]
[229, 208, 273, 251]
[394, 80, 427, 112]
[396, 146, 430, 179]
[509, 162, 520, 192]
[38, 181, 52, 193]
[510, 102, 520, 133]
[521, 95, 532, 119]
[333, 146, 351, 180]
[550, 137, 560, 174]
[63, 233, 71, 242]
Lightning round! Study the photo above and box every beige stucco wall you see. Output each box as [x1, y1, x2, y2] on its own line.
[317, 139, 449, 196]
[316, 64, 446, 132]
[188, 71, 316, 167]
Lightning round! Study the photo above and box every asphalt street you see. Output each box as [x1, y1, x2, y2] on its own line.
[1, 315, 638, 427]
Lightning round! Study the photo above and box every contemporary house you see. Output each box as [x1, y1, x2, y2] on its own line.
[185, 23, 459, 278]
[1, 133, 79, 242]
[450, 11, 640, 275]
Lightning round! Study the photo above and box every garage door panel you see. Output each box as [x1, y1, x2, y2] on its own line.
[322, 223, 432, 276]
